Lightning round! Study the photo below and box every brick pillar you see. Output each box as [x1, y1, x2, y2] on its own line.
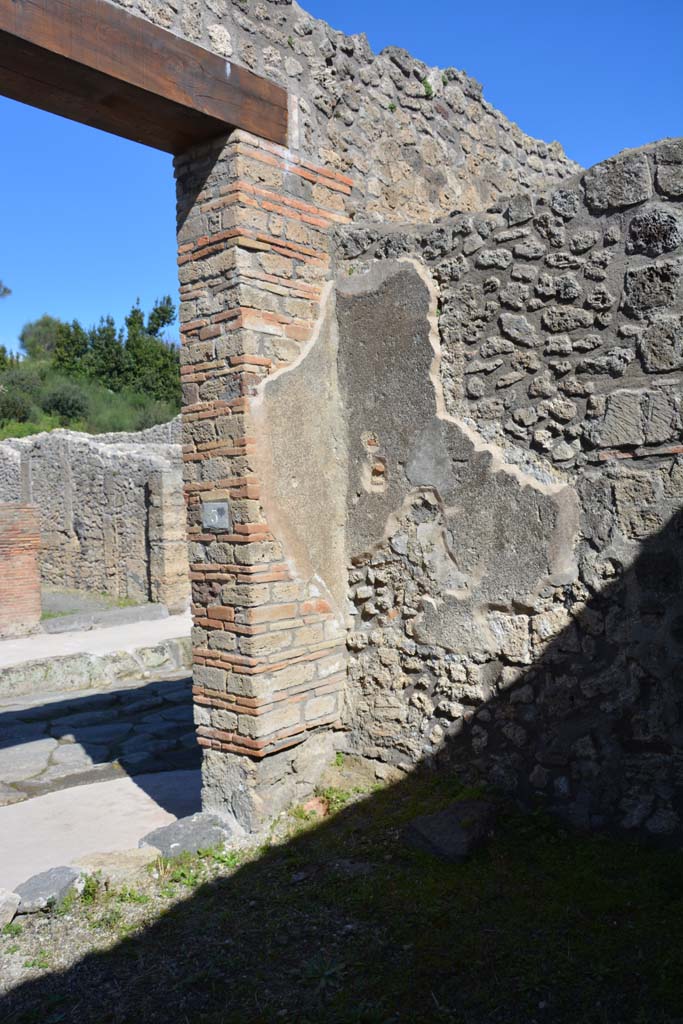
[0, 504, 41, 638]
[175, 131, 354, 829]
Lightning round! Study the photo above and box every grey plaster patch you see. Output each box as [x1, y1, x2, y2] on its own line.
[252, 286, 347, 617]
[335, 259, 579, 655]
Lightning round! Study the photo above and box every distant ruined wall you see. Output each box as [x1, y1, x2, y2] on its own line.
[323, 139, 683, 838]
[109, 0, 578, 224]
[0, 424, 188, 612]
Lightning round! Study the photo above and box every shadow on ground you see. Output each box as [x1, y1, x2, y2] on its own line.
[1, 758, 683, 1024]
[0, 676, 201, 815]
[3, 501, 683, 1022]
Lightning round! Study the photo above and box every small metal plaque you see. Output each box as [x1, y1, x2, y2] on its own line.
[201, 500, 233, 532]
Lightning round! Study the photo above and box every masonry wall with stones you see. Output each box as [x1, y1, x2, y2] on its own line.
[94, 0, 682, 836]
[101, 0, 579, 829]
[0, 504, 41, 638]
[322, 139, 683, 839]
[0, 423, 189, 612]
[112, 0, 577, 223]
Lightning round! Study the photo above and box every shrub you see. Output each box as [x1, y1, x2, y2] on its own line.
[0, 389, 34, 424]
[0, 364, 45, 401]
[43, 380, 89, 423]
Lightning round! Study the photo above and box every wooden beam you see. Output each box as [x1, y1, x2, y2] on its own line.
[0, 0, 288, 153]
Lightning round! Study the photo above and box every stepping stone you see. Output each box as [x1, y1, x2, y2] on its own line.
[51, 743, 110, 767]
[50, 709, 113, 731]
[0, 888, 20, 926]
[15, 866, 82, 914]
[118, 753, 167, 774]
[18, 693, 118, 722]
[119, 735, 175, 756]
[402, 800, 497, 863]
[65, 723, 132, 745]
[160, 706, 194, 723]
[0, 721, 48, 744]
[0, 738, 58, 784]
[161, 748, 202, 771]
[131, 713, 173, 737]
[139, 813, 232, 858]
[123, 695, 164, 715]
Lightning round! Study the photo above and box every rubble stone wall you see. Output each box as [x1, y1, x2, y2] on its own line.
[0, 425, 189, 612]
[109, 0, 578, 223]
[96, 0, 681, 837]
[331, 139, 683, 839]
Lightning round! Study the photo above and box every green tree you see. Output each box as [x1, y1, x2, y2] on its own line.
[53, 320, 89, 377]
[122, 298, 180, 405]
[0, 280, 9, 298]
[85, 316, 127, 391]
[146, 295, 175, 338]
[19, 314, 65, 360]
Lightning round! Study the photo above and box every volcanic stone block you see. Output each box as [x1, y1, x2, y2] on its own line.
[622, 259, 683, 319]
[626, 206, 683, 257]
[15, 866, 82, 914]
[140, 813, 232, 857]
[638, 316, 683, 372]
[582, 151, 652, 211]
[403, 800, 497, 862]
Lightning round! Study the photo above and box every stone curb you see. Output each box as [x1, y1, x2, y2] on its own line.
[0, 637, 191, 700]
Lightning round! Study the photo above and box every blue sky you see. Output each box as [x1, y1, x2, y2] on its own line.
[1, 0, 681, 353]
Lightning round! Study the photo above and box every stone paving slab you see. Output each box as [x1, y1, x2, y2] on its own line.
[0, 769, 202, 891]
[0, 675, 198, 806]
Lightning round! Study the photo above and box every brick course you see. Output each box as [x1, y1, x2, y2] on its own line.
[0, 504, 41, 638]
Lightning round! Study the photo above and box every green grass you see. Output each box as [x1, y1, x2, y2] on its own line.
[3, 767, 683, 1024]
[22, 950, 51, 970]
[116, 888, 151, 905]
[40, 610, 69, 622]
